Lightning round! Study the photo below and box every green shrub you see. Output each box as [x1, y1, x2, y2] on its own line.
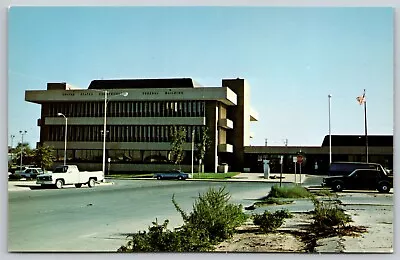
[119, 187, 247, 252]
[267, 185, 312, 199]
[311, 197, 352, 232]
[253, 209, 293, 233]
[173, 186, 248, 243]
[117, 219, 213, 252]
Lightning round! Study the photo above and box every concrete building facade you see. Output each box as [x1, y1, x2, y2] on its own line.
[244, 135, 393, 174]
[25, 78, 258, 173]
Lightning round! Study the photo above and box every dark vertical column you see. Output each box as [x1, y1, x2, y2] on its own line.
[204, 101, 218, 172]
[222, 79, 246, 172]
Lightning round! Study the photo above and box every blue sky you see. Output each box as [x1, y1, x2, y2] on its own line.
[8, 6, 393, 147]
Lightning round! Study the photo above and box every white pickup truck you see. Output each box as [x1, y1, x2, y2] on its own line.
[36, 165, 104, 189]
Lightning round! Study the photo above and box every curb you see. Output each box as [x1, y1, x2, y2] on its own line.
[105, 177, 308, 184]
[8, 180, 114, 192]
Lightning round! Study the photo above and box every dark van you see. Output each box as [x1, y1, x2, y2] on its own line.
[327, 162, 384, 176]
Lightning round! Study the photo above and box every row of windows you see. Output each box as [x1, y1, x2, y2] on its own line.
[43, 101, 206, 118]
[45, 125, 205, 143]
[54, 149, 195, 164]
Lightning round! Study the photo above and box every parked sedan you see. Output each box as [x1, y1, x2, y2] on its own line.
[153, 170, 189, 180]
[16, 168, 44, 179]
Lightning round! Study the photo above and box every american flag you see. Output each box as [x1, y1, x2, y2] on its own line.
[356, 92, 366, 105]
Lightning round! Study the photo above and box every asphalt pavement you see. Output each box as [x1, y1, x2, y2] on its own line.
[8, 179, 277, 252]
[7, 173, 393, 253]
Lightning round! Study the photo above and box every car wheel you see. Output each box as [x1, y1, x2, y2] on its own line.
[332, 181, 344, 192]
[88, 178, 96, 188]
[377, 182, 390, 193]
[157, 176, 161, 180]
[75, 184, 82, 188]
[178, 176, 183, 180]
[55, 179, 64, 189]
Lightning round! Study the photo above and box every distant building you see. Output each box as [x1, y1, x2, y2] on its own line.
[244, 135, 393, 174]
[25, 78, 259, 173]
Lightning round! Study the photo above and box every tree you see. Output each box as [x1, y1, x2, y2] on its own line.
[196, 127, 211, 173]
[169, 126, 187, 167]
[12, 143, 34, 166]
[33, 144, 56, 170]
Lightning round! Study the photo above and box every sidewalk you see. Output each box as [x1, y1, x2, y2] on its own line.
[229, 172, 307, 184]
[8, 173, 307, 192]
[107, 172, 308, 184]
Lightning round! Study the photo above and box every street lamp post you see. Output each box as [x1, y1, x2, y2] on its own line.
[57, 113, 68, 165]
[92, 90, 128, 181]
[191, 129, 195, 178]
[328, 94, 332, 164]
[19, 130, 27, 170]
[10, 134, 15, 148]
[10, 135, 15, 161]
[102, 90, 108, 181]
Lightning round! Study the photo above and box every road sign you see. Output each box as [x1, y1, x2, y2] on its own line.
[297, 155, 303, 164]
[280, 156, 283, 164]
[293, 156, 297, 163]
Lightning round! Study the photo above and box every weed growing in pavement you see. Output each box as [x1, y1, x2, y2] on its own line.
[311, 188, 334, 197]
[172, 186, 248, 243]
[267, 185, 312, 199]
[310, 196, 352, 235]
[252, 209, 293, 233]
[254, 198, 294, 207]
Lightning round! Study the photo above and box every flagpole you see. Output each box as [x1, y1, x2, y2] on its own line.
[328, 94, 332, 164]
[364, 89, 368, 163]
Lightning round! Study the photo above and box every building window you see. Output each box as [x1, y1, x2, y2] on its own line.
[193, 101, 197, 116]
[149, 102, 153, 117]
[134, 126, 137, 142]
[165, 126, 169, 142]
[158, 102, 161, 117]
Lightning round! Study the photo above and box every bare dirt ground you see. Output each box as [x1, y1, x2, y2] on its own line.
[215, 193, 393, 253]
[215, 213, 313, 252]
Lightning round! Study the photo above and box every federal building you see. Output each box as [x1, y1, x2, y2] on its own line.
[25, 77, 393, 174]
[25, 78, 259, 173]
